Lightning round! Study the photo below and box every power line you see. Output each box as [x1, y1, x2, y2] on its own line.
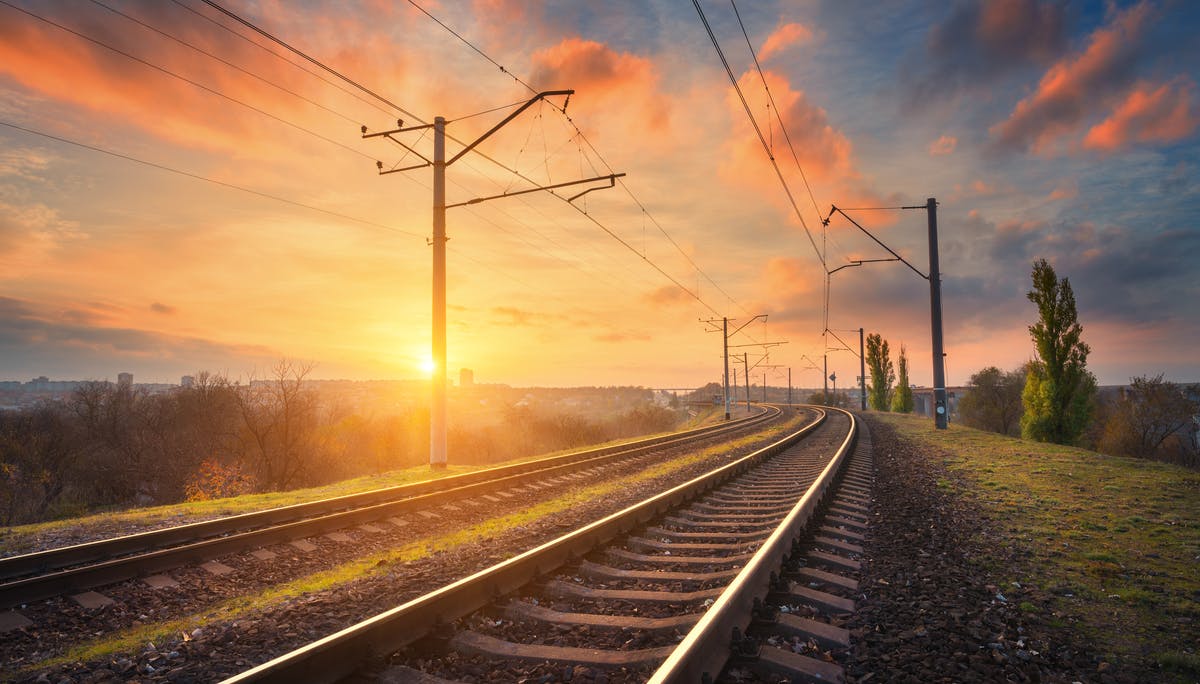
[86, 0, 361, 127]
[403, 0, 749, 316]
[690, 0, 825, 269]
[198, 0, 424, 124]
[0, 1, 374, 162]
[0, 120, 421, 239]
[729, 0, 824, 238]
[190, 0, 731, 319]
[167, 0, 398, 119]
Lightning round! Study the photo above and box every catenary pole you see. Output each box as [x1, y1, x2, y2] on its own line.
[743, 353, 750, 411]
[927, 197, 948, 428]
[859, 327, 866, 411]
[723, 317, 731, 420]
[431, 117, 447, 467]
[365, 90, 621, 467]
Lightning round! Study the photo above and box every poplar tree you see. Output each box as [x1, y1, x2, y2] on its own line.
[865, 333, 895, 411]
[891, 345, 914, 413]
[1020, 259, 1097, 444]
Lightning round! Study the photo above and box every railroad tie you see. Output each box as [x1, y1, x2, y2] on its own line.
[450, 630, 677, 668]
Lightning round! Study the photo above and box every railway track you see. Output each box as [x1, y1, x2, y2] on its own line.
[221, 406, 868, 684]
[0, 407, 780, 630]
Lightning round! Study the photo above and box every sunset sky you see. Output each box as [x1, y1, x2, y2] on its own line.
[1, 0, 1197, 390]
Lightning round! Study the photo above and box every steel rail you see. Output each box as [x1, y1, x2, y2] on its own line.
[0, 407, 777, 609]
[647, 406, 858, 683]
[220, 407, 831, 684]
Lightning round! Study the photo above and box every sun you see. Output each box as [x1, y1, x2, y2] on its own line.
[419, 357, 436, 376]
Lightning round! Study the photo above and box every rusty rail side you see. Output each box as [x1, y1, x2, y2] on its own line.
[646, 407, 858, 683]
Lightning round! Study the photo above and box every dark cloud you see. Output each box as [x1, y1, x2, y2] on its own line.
[150, 301, 177, 315]
[989, 2, 1154, 153]
[0, 297, 277, 380]
[905, 0, 1068, 105]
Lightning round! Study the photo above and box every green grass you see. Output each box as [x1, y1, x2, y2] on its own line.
[873, 413, 1200, 675]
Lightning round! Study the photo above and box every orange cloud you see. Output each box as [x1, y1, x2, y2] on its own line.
[764, 257, 822, 297]
[643, 285, 696, 307]
[758, 22, 812, 62]
[0, 3, 418, 164]
[1083, 79, 1199, 152]
[929, 135, 957, 156]
[528, 37, 670, 135]
[990, 2, 1152, 154]
[721, 70, 855, 188]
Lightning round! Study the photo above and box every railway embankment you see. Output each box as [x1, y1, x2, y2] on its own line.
[848, 413, 1199, 684]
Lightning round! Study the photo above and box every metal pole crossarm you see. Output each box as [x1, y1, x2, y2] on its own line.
[727, 341, 787, 349]
[361, 122, 436, 138]
[377, 160, 432, 175]
[828, 205, 929, 280]
[447, 90, 574, 166]
[827, 257, 899, 275]
[729, 314, 767, 338]
[445, 173, 626, 209]
[824, 329, 861, 359]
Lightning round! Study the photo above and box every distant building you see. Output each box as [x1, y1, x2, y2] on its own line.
[118, 372, 133, 387]
[460, 368, 474, 387]
[181, 375, 195, 388]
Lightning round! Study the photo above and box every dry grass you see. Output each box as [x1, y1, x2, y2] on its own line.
[0, 408, 731, 556]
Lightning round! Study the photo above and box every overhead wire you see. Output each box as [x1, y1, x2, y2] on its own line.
[0, 1, 376, 163]
[85, 0, 360, 126]
[165, 0, 661, 304]
[4, 1, 667, 344]
[729, 0, 824, 234]
[401, 0, 751, 317]
[0, 120, 422, 239]
[690, 0, 825, 270]
[168, 0, 398, 119]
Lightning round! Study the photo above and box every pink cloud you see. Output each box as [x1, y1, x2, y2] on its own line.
[757, 22, 812, 62]
[723, 70, 855, 183]
[990, 2, 1153, 153]
[1083, 79, 1199, 151]
[929, 135, 957, 156]
[529, 38, 670, 134]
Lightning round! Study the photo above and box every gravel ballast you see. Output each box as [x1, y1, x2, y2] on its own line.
[844, 415, 1145, 684]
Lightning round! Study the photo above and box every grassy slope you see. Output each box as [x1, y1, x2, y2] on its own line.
[0, 407, 728, 556]
[875, 413, 1200, 677]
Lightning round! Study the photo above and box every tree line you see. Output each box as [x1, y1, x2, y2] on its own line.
[868, 258, 1199, 467]
[0, 361, 682, 526]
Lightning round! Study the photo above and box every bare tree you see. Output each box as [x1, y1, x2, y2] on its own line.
[1098, 375, 1199, 464]
[235, 359, 319, 490]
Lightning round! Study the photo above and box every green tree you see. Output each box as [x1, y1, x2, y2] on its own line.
[958, 365, 1026, 436]
[865, 333, 895, 411]
[890, 345, 914, 413]
[1020, 259, 1097, 444]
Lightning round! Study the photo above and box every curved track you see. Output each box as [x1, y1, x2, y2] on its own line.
[221, 406, 868, 684]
